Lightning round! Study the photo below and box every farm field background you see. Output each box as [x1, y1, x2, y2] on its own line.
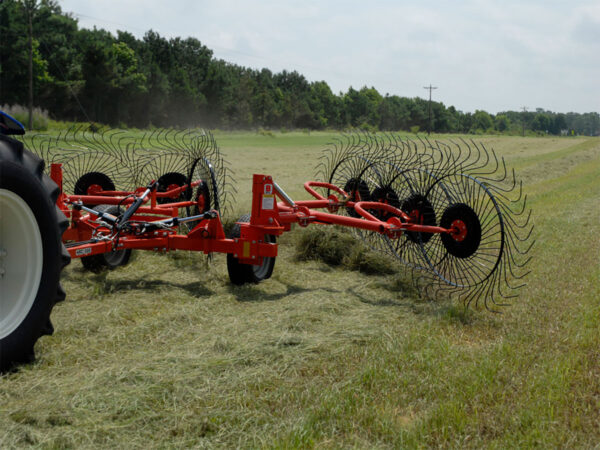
[1, 131, 599, 448]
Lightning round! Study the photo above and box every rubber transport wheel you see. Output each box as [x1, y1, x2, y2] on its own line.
[226, 214, 276, 285]
[157, 172, 188, 204]
[80, 205, 132, 272]
[0, 135, 70, 372]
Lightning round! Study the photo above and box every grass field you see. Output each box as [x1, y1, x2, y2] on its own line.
[1, 131, 599, 448]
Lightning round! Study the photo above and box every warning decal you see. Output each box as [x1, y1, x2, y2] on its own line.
[262, 194, 275, 210]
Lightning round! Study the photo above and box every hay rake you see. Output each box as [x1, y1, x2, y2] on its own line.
[1, 115, 533, 371]
[20, 126, 233, 213]
[317, 133, 534, 308]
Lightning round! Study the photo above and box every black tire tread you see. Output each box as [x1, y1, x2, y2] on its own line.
[226, 214, 276, 285]
[0, 135, 70, 372]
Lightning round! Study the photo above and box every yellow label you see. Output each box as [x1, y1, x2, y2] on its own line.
[243, 241, 250, 258]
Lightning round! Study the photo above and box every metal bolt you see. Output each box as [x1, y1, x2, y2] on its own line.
[252, 255, 255, 259]
[252, 240, 256, 244]
[234, 254, 238, 258]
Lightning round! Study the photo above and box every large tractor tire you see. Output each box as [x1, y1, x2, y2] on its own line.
[0, 135, 70, 372]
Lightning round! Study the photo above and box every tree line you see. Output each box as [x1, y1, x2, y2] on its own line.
[1, 0, 599, 135]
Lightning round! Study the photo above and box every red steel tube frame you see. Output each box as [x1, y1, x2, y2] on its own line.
[51, 164, 455, 264]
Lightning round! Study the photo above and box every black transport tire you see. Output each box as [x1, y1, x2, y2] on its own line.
[226, 214, 276, 285]
[80, 205, 132, 272]
[0, 135, 70, 372]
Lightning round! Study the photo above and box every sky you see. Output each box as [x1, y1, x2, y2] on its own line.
[59, 0, 599, 114]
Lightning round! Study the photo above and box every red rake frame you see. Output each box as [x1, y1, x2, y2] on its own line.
[52, 165, 460, 267]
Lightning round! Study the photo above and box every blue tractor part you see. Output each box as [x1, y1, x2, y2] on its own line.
[0, 111, 26, 136]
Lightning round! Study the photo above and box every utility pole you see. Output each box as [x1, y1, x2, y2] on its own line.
[423, 84, 438, 135]
[521, 106, 528, 137]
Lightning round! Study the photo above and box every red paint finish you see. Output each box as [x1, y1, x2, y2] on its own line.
[51, 164, 455, 263]
[450, 219, 468, 242]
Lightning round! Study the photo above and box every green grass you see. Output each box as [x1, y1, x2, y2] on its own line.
[1, 132, 598, 448]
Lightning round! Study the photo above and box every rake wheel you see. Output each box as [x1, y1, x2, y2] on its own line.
[419, 173, 504, 290]
[439, 203, 481, 259]
[318, 132, 534, 309]
[401, 194, 437, 244]
[19, 127, 235, 217]
[74, 171, 115, 196]
[343, 178, 370, 218]
[370, 185, 400, 221]
[156, 172, 188, 204]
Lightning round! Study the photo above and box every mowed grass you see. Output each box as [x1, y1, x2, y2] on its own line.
[1, 131, 599, 448]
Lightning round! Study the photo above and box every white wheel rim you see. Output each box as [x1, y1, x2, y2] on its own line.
[0, 189, 44, 339]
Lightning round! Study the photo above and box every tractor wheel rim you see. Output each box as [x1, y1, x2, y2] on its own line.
[0, 189, 44, 339]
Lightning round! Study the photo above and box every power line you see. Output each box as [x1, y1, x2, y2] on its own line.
[423, 84, 438, 135]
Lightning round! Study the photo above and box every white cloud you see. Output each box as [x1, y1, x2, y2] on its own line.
[60, 0, 599, 113]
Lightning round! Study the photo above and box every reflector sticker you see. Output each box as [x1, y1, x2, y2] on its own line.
[243, 241, 250, 258]
[75, 247, 92, 256]
[262, 194, 274, 210]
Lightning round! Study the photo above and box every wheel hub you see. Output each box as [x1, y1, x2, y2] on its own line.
[0, 189, 43, 339]
[343, 178, 370, 218]
[401, 194, 437, 244]
[87, 183, 103, 194]
[371, 185, 400, 221]
[440, 203, 481, 258]
[450, 219, 468, 242]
